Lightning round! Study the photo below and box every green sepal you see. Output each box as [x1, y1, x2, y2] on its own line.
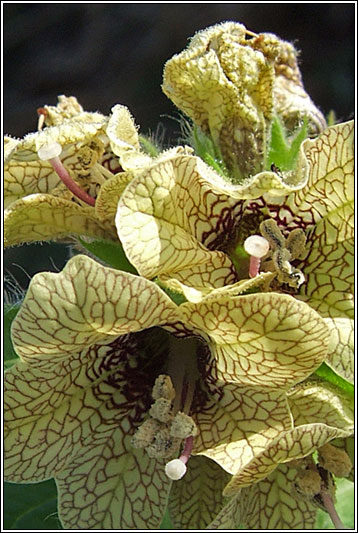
[4, 303, 21, 370]
[78, 237, 138, 274]
[4, 479, 61, 530]
[154, 279, 187, 306]
[268, 115, 308, 172]
[139, 134, 161, 157]
[313, 362, 354, 400]
[191, 125, 229, 178]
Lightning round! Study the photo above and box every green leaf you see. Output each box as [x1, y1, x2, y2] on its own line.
[268, 115, 308, 172]
[315, 478, 354, 529]
[4, 304, 21, 369]
[4, 479, 61, 530]
[313, 362, 354, 400]
[78, 237, 138, 274]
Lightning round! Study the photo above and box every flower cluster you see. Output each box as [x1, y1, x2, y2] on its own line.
[4, 22, 353, 530]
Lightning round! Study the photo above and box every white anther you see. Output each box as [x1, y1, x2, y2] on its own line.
[37, 142, 62, 161]
[244, 235, 270, 258]
[165, 459, 187, 480]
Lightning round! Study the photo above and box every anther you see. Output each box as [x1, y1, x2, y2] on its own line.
[244, 235, 270, 277]
[37, 107, 48, 131]
[37, 142, 96, 206]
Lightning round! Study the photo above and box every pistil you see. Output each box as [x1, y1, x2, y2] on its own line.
[165, 436, 194, 480]
[167, 336, 198, 415]
[244, 235, 270, 277]
[37, 142, 96, 206]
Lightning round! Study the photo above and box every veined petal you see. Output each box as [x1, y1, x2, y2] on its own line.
[287, 121, 354, 233]
[193, 384, 292, 474]
[234, 464, 316, 529]
[116, 151, 310, 287]
[182, 292, 330, 386]
[205, 492, 240, 529]
[287, 380, 354, 429]
[5, 335, 171, 529]
[106, 104, 152, 170]
[11, 255, 179, 362]
[168, 455, 231, 529]
[56, 424, 171, 529]
[14, 120, 107, 158]
[4, 194, 117, 247]
[324, 317, 354, 383]
[207, 465, 317, 530]
[4, 157, 61, 209]
[223, 423, 352, 495]
[95, 171, 134, 223]
[160, 271, 274, 303]
[116, 154, 238, 284]
[297, 238, 354, 319]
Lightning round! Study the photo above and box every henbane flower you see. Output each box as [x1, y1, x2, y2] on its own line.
[4, 19, 354, 531]
[6, 248, 350, 528]
[116, 120, 353, 317]
[4, 95, 151, 247]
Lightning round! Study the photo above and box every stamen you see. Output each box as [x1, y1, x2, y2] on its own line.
[37, 107, 48, 131]
[259, 219, 306, 289]
[244, 235, 270, 277]
[37, 142, 96, 206]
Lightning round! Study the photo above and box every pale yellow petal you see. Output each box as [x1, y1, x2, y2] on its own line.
[161, 271, 275, 303]
[207, 465, 316, 529]
[4, 158, 61, 209]
[56, 425, 171, 529]
[106, 104, 152, 170]
[223, 423, 352, 495]
[193, 384, 292, 474]
[95, 171, 133, 223]
[287, 380, 354, 429]
[40, 94, 106, 126]
[4, 194, 117, 247]
[297, 239, 354, 318]
[324, 317, 354, 383]
[288, 121, 354, 237]
[4, 339, 171, 529]
[4, 356, 104, 480]
[17, 120, 108, 156]
[205, 492, 240, 529]
[11, 255, 178, 362]
[168, 455, 231, 529]
[182, 292, 330, 386]
[235, 464, 316, 529]
[117, 154, 237, 285]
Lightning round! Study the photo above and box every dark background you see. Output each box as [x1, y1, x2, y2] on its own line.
[3, 3, 355, 294]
